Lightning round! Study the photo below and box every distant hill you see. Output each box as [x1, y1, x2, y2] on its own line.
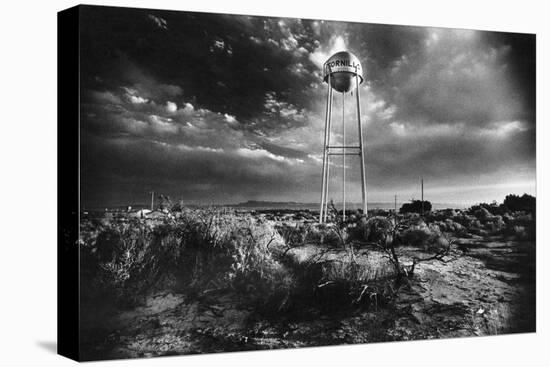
[230, 200, 311, 209]
[87, 200, 467, 212]
[230, 200, 466, 211]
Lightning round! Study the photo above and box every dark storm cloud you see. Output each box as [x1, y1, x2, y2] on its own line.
[80, 6, 321, 126]
[79, 5, 535, 207]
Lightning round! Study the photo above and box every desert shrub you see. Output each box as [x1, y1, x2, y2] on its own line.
[472, 207, 494, 221]
[350, 216, 394, 246]
[369, 209, 390, 217]
[501, 222, 535, 241]
[171, 199, 185, 212]
[486, 215, 506, 233]
[503, 194, 535, 214]
[306, 224, 342, 247]
[276, 223, 310, 247]
[310, 254, 397, 312]
[469, 202, 505, 216]
[399, 200, 432, 214]
[157, 194, 172, 211]
[398, 223, 449, 252]
[172, 211, 292, 299]
[453, 213, 474, 227]
[224, 221, 292, 296]
[494, 210, 535, 240]
[444, 219, 465, 233]
[427, 209, 457, 222]
[321, 256, 396, 285]
[79, 209, 290, 307]
[80, 220, 162, 306]
[430, 218, 467, 237]
[509, 225, 527, 240]
[513, 213, 534, 225]
[276, 223, 342, 248]
[271, 218, 398, 313]
[279, 250, 396, 313]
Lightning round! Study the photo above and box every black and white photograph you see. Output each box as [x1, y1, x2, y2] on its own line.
[60, 4, 538, 361]
[4, 1, 549, 366]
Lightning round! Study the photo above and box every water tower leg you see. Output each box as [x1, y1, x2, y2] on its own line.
[319, 111, 328, 223]
[319, 76, 332, 223]
[342, 92, 346, 222]
[323, 88, 333, 223]
[324, 146, 330, 222]
[355, 73, 367, 216]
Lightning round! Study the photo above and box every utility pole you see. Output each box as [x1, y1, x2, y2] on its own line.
[150, 191, 155, 211]
[421, 178, 424, 216]
[394, 194, 398, 226]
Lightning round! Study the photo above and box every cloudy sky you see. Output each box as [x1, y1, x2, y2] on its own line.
[79, 5, 535, 209]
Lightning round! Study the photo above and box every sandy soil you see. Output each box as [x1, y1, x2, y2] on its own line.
[80, 236, 535, 360]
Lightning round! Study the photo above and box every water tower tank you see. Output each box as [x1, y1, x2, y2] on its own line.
[323, 51, 363, 93]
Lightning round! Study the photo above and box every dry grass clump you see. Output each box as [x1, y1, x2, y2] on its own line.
[348, 216, 394, 247]
[275, 222, 341, 248]
[80, 209, 290, 307]
[398, 222, 450, 252]
[311, 255, 397, 312]
[321, 254, 396, 285]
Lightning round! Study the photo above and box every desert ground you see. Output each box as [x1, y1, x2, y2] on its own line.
[78, 200, 535, 360]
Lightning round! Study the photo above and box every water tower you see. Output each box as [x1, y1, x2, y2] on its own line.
[319, 51, 367, 223]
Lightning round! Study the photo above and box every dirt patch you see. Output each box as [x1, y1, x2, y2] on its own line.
[81, 236, 534, 360]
